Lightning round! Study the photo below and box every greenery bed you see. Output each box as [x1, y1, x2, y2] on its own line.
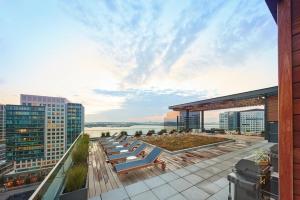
[65, 134, 89, 193]
[141, 134, 229, 151]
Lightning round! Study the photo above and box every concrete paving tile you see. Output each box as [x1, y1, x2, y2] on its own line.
[169, 178, 193, 192]
[196, 180, 222, 195]
[89, 196, 102, 200]
[101, 187, 128, 200]
[181, 186, 210, 200]
[194, 162, 209, 169]
[173, 168, 191, 177]
[131, 190, 159, 200]
[144, 176, 166, 189]
[205, 166, 223, 174]
[166, 193, 187, 200]
[195, 169, 214, 179]
[213, 177, 229, 188]
[159, 172, 180, 182]
[152, 184, 178, 200]
[183, 174, 204, 185]
[184, 164, 200, 173]
[203, 160, 217, 166]
[125, 182, 149, 197]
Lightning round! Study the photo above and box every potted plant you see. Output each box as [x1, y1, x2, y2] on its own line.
[254, 149, 270, 167]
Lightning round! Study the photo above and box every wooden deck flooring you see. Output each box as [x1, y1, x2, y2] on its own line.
[87, 135, 263, 198]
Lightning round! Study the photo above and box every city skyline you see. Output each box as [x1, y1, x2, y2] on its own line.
[0, 0, 277, 122]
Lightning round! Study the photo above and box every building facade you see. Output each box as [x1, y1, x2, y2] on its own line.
[20, 95, 69, 164]
[219, 111, 240, 131]
[0, 95, 84, 173]
[240, 109, 264, 134]
[66, 103, 84, 148]
[5, 105, 45, 162]
[178, 111, 200, 130]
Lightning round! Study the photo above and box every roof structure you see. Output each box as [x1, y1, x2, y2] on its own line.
[169, 86, 278, 111]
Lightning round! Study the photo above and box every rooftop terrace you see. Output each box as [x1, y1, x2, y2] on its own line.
[88, 134, 266, 200]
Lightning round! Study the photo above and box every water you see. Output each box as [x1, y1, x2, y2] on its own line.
[85, 125, 164, 138]
[85, 124, 219, 138]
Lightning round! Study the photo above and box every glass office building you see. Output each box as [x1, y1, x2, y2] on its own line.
[178, 111, 200, 130]
[219, 111, 240, 131]
[5, 105, 45, 162]
[66, 103, 84, 148]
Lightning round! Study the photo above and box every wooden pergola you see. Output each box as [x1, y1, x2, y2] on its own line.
[265, 0, 300, 199]
[169, 86, 278, 141]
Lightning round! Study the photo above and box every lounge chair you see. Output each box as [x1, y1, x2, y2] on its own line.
[114, 147, 166, 174]
[102, 136, 129, 149]
[106, 140, 141, 155]
[106, 143, 147, 164]
[101, 135, 127, 147]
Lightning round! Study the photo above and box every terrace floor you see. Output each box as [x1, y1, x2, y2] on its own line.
[88, 134, 265, 199]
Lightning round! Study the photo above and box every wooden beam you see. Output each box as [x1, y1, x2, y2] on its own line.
[278, 0, 293, 199]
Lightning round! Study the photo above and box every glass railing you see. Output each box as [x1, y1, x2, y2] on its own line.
[29, 133, 83, 200]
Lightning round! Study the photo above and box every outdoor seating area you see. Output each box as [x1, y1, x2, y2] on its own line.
[88, 134, 265, 199]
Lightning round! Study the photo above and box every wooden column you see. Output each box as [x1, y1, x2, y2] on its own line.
[278, 0, 293, 199]
[201, 110, 204, 132]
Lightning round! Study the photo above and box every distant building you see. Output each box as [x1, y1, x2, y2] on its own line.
[163, 111, 179, 130]
[178, 111, 200, 130]
[5, 105, 45, 162]
[240, 109, 264, 134]
[66, 103, 85, 148]
[1, 95, 84, 173]
[219, 111, 240, 131]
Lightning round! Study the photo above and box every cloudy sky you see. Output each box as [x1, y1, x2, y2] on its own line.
[0, 0, 277, 122]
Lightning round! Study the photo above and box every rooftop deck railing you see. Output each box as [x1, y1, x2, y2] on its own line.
[29, 133, 83, 200]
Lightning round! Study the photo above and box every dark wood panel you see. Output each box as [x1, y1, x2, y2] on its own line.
[292, 0, 300, 20]
[278, 0, 293, 198]
[295, 148, 300, 164]
[294, 100, 300, 114]
[295, 131, 300, 148]
[293, 67, 300, 83]
[295, 115, 300, 131]
[294, 34, 300, 51]
[295, 164, 300, 179]
[293, 18, 300, 35]
[294, 50, 300, 67]
[296, 180, 300, 196]
[294, 82, 300, 98]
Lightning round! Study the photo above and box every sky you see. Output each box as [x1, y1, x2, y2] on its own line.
[0, 0, 277, 122]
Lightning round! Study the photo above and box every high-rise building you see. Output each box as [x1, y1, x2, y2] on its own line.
[5, 105, 45, 162]
[1, 95, 84, 173]
[66, 103, 84, 148]
[20, 95, 69, 163]
[179, 111, 200, 130]
[219, 111, 240, 131]
[240, 109, 264, 134]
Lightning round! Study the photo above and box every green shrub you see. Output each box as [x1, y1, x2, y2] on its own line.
[146, 130, 155, 136]
[134, 130, 142, 137]
[65, 165, 87, 193]
[158, 129, 167, 135]
[105, 132, 110, 137]
[101, 132, 106, 137]
[72, 134, 89, 165]
[120, 131, 128, 136]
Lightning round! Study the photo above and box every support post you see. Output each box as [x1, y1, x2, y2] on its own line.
[176, 116, 179, 131]
[264, 96, 269, 141]
[185, 110, 189, 130]
[201, 110, 204, 132]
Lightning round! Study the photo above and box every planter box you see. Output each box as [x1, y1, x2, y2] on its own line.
[59, 186, 88, 200]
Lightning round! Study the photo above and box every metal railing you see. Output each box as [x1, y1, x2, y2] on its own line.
[29, 133, 83, 200]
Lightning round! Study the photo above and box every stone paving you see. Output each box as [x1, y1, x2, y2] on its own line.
[89, 141, 273, 200]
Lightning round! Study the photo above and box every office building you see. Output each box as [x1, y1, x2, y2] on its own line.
[240, 109, 264, 134]
[219, 111, 240, 131]
[1, 95, 84, 172]
[66, 103, 84, 148]
[178, 111, 200, 130]
[5, 105, 45, 162]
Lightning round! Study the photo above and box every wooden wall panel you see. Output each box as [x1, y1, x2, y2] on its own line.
[292, 0, 300, 35]
[294, 99, 300, 114]
[294, 50, 300, 66]
[294, 34, 300, 51]
[294, 82, 300, 98]
[278, 0, 293, 199]
[267, 96, 278, 121]
[295, 131, 300, 148]
[293, 67, 300, 83]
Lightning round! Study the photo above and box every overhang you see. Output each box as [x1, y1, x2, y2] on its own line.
[169, 86, 278, 111]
